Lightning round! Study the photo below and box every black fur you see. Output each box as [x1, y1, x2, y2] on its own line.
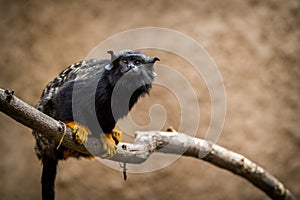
[32, 50, 159, 200]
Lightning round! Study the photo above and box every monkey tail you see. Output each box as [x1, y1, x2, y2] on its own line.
[41, 156, 58, 200]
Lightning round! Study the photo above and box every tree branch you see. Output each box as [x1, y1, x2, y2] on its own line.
[0, 88, 296, 200]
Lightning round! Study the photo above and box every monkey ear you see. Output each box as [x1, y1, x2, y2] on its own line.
[107, 50, 118, 61]
[105, 50, 118, 71]
[149, 57, 160, 63]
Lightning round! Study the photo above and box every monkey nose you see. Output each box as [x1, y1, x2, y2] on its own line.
[121, 64, 135, 73]
[126, 64, 139, 73]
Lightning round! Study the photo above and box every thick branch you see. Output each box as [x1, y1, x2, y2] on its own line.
[0, 88, 296, 200]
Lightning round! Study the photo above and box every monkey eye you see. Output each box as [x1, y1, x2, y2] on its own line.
[134, 60, 141, 65]
[121, 59, 128, 64]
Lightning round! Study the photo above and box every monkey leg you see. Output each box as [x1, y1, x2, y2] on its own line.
[100, 129, 122, 158]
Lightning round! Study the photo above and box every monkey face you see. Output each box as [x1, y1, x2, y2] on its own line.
[101, 50, 159, 118]
[105, 50, 159, 88]
[119, 56, 144, 74]
[118, 55, 158, 79]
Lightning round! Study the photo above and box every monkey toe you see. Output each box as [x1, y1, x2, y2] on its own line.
[111, 129, 122, 145]
[65, 122, 91, 145]
[100, 133, 119, 158]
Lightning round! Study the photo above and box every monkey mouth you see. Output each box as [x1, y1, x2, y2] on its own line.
[121, 66, 139, 74]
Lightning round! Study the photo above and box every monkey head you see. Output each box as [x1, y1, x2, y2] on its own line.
[104, 50, 159, 88]
[102, 50, 159, 115]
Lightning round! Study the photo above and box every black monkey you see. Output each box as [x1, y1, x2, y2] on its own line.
[32, 50, 159, 200]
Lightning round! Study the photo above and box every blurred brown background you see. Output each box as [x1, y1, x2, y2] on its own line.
[0, 0, 299, 199]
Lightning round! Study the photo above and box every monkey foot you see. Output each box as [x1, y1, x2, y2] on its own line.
[100, 129, 122, 158]
[65, 122, 91, 145]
